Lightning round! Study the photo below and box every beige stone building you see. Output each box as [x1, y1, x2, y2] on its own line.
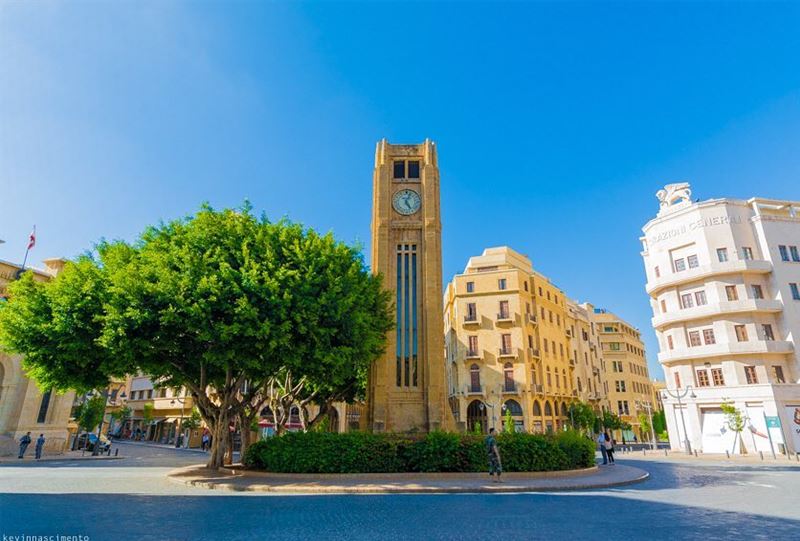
[592, 309, 656, 441]
[566, 301, 610, 413]
[0, 258, 75, 456]
[444, 247, 588, 433]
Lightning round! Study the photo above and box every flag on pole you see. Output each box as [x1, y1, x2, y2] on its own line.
[27, 226, 36, 250]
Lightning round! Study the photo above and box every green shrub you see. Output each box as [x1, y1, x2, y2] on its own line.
[244, 430, 595, 473]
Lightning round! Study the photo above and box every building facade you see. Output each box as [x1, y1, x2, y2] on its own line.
[641, 183, 800, 454]
[592, 308, 656, 441]
[444, 247, 613, 433]
[0, 258, 75, 456]
[368, 139, 452, 432]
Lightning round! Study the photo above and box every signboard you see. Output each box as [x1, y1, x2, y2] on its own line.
[765, 416, 781, 429]
[784, 406, 800, 453]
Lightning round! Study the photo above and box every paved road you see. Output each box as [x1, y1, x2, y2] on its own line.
[1, 441, 799, 540]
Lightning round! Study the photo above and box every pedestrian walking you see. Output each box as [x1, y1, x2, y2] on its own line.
[604, 431, 616, 464]
[35, 434, 45, 460]
[597, 432, 608, 465]
[18, 432, 32, 459]
[201, 430, 210, 452]
[485, 427, 503, 482]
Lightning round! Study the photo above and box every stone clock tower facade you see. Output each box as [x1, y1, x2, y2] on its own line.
[368, 139, 452, 433]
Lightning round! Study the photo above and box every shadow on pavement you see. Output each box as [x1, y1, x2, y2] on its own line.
[1, 491, 797, 541]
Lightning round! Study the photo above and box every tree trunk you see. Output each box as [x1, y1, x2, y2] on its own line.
[207, 409, 230, 470]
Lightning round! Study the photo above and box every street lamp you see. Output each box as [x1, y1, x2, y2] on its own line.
[662, 386, 696, 454]
[171, 391, 188, 449]
[636, 400, 657, 451]
[477, 395, 507, 432]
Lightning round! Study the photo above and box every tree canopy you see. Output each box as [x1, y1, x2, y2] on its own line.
[0, 204, 392, 469]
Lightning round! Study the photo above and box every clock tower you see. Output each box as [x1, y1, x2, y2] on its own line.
[368, 138, 452, 432]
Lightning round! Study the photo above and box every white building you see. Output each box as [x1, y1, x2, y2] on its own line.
[641, 183, 800, 455]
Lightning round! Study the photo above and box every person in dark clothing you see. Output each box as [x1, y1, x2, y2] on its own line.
[485, 428, 503, 482]
[18, 432, 32, 459]
[35, 434, 46, 460]
[604, 431, 616, 464]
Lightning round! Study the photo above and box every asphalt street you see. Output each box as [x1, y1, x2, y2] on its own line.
[1, 441, 799, 541]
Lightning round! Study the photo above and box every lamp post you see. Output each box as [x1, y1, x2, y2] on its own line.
[662, 386, 696, 454]
[636, 400, 657, 451]
[476, 391, 507, 433]
[171, 391, 188, 449]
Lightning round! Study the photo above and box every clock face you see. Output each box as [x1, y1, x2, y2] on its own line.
[392, 189, 421, 215]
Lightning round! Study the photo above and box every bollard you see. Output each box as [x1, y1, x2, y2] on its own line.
[726, 450, 730, 459]
[759, 451, 763, 460]
[694, 450, 698, 457]
[664, 449, 668, 456]
[643, 449, 646, 456]
[115, 448, 119, 457]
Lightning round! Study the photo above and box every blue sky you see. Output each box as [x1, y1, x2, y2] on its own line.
[2, 1, 799, 380]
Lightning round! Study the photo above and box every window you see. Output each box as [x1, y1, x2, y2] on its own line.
[465, 302, 477, 321]
[498, 300, 510, 319]
[36, 389, 52, 423]
[147, 389, 153, 399]
[543, 340, 549, 353]
[734, 325, 748, 342]
[498, 278, 507, 290]
[546, 369, 552, 386]
[717, 248, 728, 262]
[762, 324, 774, 341]
[407, 160, 420, 179]
[524, 281, 528, 292]
[470, 364, 481, 392]
[674, 258, 686, 272]
[711, 368, 725, 386]
[467, 336, 478, 356]
[615, 380, 626, 392]
[674, 371, 681, 388]
[696, 370, 709, 387]
[609, 342, 620, 351]
[687, 254, 699, 268]
[695, 291, 707, 306]
[617, 400, 630, 416]
[660, 299, 667, 313]
[688, 331, 701, 347]
[702, 328, 716, 345]
[725, 285, 738, 301]
[772, 365, 786, 384]
[744, 365, 758, 384]
[791, 246, 800, 262]
[751, 285, 764, 299]
[466, 281, 474, 293]
[501, 334, 512, 354]
[503, 363, 515, 392]
[556, 314, 560, 326]
[654, 266, 660, 278]
[549, 311, 553, 324]
[790, 283, 800, 300]
[538, 287, 543, 296]
[667, 335, 674, 350]
[528, 335, 533, 348]
[680, 293, 694, 309]
[741, 247, 753, 260]
[393, 161, 405, 179]
[779, 245, 790, 261]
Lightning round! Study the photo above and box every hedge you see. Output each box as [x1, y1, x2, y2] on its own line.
[243, 430, 595, 473]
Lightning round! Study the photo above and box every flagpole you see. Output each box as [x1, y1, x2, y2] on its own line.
[20, 225, 35, 272]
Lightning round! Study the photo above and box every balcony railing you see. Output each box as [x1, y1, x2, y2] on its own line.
[496, 312, 513, 322]
[466, 350, 481, 359]
[467, 385, 482, 394]
[503, 384, 517, 393]
[569, 358, 576, 367]
[528, 347, 541, 359]
[566, 329, 572, 338]
[525, 313, 537, 325]
[532, 384, 544, 393]
[463, 314, 479, 324]
[498, 347, 517, 358]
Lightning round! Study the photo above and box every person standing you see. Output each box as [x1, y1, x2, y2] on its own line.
[604, 431, 616, 464]
[35, 434, 46, 460]
[18, 432, 32, 459]
[597, 432, 608, 465]
[485, 427, 503, 482]
[201, 430, 210, 452]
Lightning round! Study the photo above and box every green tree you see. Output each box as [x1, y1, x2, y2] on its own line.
[76, 395, 106, 434]
[721, 402, 747, 455]
[0, 204, 391, 470]
[182, 408, 202, 431]
[567, 401, 596, 433]
[638, 412, 652, 441]
[110, 405, 132, 434]
[652, 410, 667, 435]
[503, 409, 514, 433]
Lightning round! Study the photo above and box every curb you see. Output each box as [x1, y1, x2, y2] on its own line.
[0, 455, 125, 463]
[166, 465, 650, 494]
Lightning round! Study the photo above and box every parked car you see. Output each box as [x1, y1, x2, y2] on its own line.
[76, 433, 112, 453]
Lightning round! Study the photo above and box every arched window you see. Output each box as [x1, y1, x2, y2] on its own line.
[532, 400, 542, 416]
[544, 401, 553, 416]
[467, 400, 487, 434]
[561, 403, 569, 417]
[470, 364, 481, 392]
[503, 362, 515, 392]
[504, 399, 523, 416]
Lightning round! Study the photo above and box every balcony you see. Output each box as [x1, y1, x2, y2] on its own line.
[592, 367, 600, 376]
[658, 339, 794, 364]
[645, 259, 772, 296]
[525, 313, 537, 325]
[502, 384, 517, 394]
[466, 385, 483, 395]
[568, 358, 576, 367]
[498, 347, 518, 360]
[463, 314, 480, 326]
[651, 298, 782, 329]
[572, 389, 578, 397]
[496, 312, 514, 324]
[566, 329, 572, 338]
[531, 384, 544, 393]
[465, 350, 482, 360]
[528, 347, 541, 359]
